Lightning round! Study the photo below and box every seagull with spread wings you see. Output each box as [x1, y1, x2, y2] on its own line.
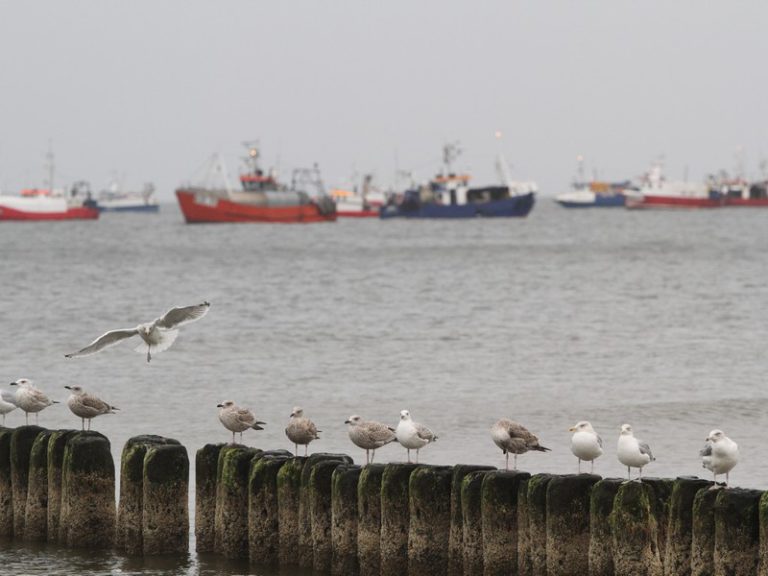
[65, 301, 211, 363]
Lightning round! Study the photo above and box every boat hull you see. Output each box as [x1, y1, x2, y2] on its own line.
[337, 209, 379, 218]
[724, 197, 768, 207]
[175, 189, 336, 223]
[379, 192, 535, 219]
[98, 203, 159, 213]
[625, 194, 723, 209]
[556, 195, 626, 208]
[0, 200, 99, 221]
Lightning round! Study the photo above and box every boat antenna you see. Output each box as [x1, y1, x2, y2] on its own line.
[576, 154, 585, 184]
[494, 131, 514, 187]
[44, 140, 55, 192]
[442, 141, 461, 176]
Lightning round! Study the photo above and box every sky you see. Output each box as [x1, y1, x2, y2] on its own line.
[0, 1, 766, 199]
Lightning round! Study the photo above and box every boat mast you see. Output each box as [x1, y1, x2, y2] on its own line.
[442, 141, 461, 176]
[494, 131, 514, 187]
[43, 142, 55, 192]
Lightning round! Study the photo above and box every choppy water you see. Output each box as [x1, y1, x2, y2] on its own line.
[1, 201, 767, 574]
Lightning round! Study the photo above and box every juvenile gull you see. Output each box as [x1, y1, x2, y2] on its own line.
[345, 415, 397, 464]
[65, 301, 211, 363]
[0, 389, 18, 425]
[617, 423, 655, 481]
[491, 418, 551, 470]
[395, 409, 437, 463]
[64, 385, 118, 431]
[10, 378, 58, 424]
[700, 429, 739, 487]
[285, 406, 320, 456]
[217, 400, 266, 445]
[569, 421, 603, 474]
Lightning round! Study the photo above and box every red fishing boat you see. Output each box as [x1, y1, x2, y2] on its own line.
[624, 163, 723, 209]
[0, 183, 99, 221]
[175, 144, 336, 223]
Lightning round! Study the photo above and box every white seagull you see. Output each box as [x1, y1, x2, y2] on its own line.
[64, 385, 118, 431]
[491, 418, 551, 471]
[0, 389, 18, 425]
[617, 423, 655, 481]
[395, 409, 437, 463]
[217, 400, 266, 444]
[65, 301, 211, 363]
[700, 429, 739, 487]
[569, 421, 604, 474]
[10, 379, 58, 425]
[345, 415, 397, 464]
[285, 406, 321, 456]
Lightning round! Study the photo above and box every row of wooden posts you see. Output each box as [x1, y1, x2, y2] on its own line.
[1, 425, 766, 575]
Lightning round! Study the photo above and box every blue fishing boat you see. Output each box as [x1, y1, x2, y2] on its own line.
[380, 143, 536, 219]
[555, 156, 634, 208]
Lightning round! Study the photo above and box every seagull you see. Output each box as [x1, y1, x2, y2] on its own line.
[0, 389, 18, 425]
[617, 423, 655, 481]
[345, 415, 397, 464]
[64, 385, 118, 431]
[285, 406, 321, 456]
[569, 421, 603, 474]
[491, 418, 550, 470]
[10, 379, 58, 425]
[65, 301, 211, 363]
[217, 400, 265, 445]
[700, 429, 739, 487]
[395, 409, 437, 463]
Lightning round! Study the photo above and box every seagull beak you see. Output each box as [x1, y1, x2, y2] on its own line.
[344, 419, 350, 424]
[64, 386, 72, 390]
[290, 413, 295, 417]
[9, 382, 16, 386]
[216, 404, 223, 408]
[568, 427, 576, 432]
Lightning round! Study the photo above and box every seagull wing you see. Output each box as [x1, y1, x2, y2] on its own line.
[638, 441, 655, 460]
[699, 442, 712, 457]
[80, 393, 112, 414]
[596, 434, 604, 448]
[415, 423, 437, 441]
[235, 408, 256, 427]
[1, 389, 17, 405]
[66, 328, 139, 358]
[155, 301, 211, 330]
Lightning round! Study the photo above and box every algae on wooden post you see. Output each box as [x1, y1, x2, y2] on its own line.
[641, 477, 674, 565]
[691, 486, 718, 576]
[589, 477, 623, 576]
[664, 477, 712, 576]
[214, 445, 261, 559]
[448, 464, 495, 576]
[481, 470, 530, 576]
[116, 436, 151, 554]
[610, 480, 662, 576]
[23, 430, 53, 542]
[380, 463, 419, 576]
[713, 488, 761, 576]
[142, 442, 189, 555]
[195, 443, 224, 553]
[331, 464, 362, 576]
[408, 465, 453, 576]
[10, 425, 45, 539]
[0, 428, 13, 538]
[545, 473, 600, 576]
[46, 429, 76, 544]
[517, 477, 532, 576]
[357, 463, 386, 576]
[310, 459, 346, 573]
[526, 473, 554, 575]
[248, 454, 288, 566]
[277, 456, 306, 565]
[460, 469, 491, 576]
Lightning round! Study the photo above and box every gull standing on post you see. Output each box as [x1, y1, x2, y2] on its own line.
[64, 386, 118, 431]
[285, 406, 320, 456]
[700, 429, 739, 487]
[65, 301, 211, 363]
[569, 421, 603, 474]
[345, 415, 397, 465]
[617, 424, 655, 481]
[217, 400, 266, 444]
[491, 418, 551, 471]
[0, 389, 18, 425]
[395, 410, 437, 463]
[10, 379, 58, 424]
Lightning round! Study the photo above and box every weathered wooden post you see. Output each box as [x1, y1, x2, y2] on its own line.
[713, 488, 761, 576]
[331, 463, 362, 576]
[10, 425, 44, 539]
[142, 442, 189, 554]
[195, 443, 224, 553]
[758, 491, 768, 576]
[357, 463, 386, 576]
[46, 429, 76, 544]
[277, 456, 306, 565]
[545, 474, 601, 575]
[0, 428, 13, 538]
[408, 465, 453, 576]
[248, 453, 289, 566]
[517, 476, 533, 576]
[448, 464, 494, 576]
[526, 473, 554, 575]
[117, 435, 157, 554]
[664, 477, 711, 576]
[380, 463, 419, 576]
[23, 430, 53, 541]
[481, 470, 530, 576]
[589, 477, 623, 576]
[214, 445, 261, 558]
[691, 487, 718, 576]
[460, 469, 492, 576]
[60, 431, 115, 548]
[642, 477, 673, 567]
[610, 480, 662, 576]
[311, 459, 347, 573]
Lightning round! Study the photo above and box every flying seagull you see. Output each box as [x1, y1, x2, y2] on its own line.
[65, 301, 210, 363]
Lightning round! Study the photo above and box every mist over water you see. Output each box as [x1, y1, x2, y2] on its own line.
[1, 202, 767, 573]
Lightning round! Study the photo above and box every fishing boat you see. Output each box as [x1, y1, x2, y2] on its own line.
[0, 181, 99, 221]
[380, 143, 536, 219]
[175, 143, 336, 223]
[716, 175, 768, 207]
[98, 183, 159, 213]
[329, 174, 387, 218]
[555, 156, 633, 208]
[624, 163, 723, 209]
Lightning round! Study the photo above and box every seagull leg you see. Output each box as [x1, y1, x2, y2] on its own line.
[627, 466, 631, 480]
[590, 460, 594, 474]
[81, 418, 84, 431]
[147, 346, 152, 363]
[578, 459, 581, 474]
[365, 449, 369, 465]
[407, 448, 411, 463]
[371, 449, 376, 464]
[231, 431, 235, 445]
[304, 444, 308, 457]
[25, 412, 28, 425]
[505, 452, 509, 471]
[35, 413, 38, 424]
[416, 449, 419, 464]
[514, 454, 518, 471]
[295, 443, 298, 457]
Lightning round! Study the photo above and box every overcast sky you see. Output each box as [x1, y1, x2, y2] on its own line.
[1, 1, 766, 199]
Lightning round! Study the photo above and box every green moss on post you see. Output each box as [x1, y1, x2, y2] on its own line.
[277, 456, 306, 565]
[517, 477, 532, 576]
[481, 470, 530, 576]
[214, 445, 261, 558]
[526, 473, 554, 575]
[248, 454, 288, 566]
[758, 491, 768, 576]
[60, 431, 115, 548]
[408, 465, 453, 576]
[691, 487, 718, 576]
[10, 425, 45, 539]
[460, 469, 491, 576]
[665, 477, 712, 576]
[310, 459, 346, 573]
[23, 430, 52, 542]
[195, 443, 224, 553]
[610, 480, 662, 576]
[545, 474, 601, 575]
[142, 443, 189, 555]
[380, 463, 419, 576]
[641, 477, 673, 565]
[331, 464, 362, 576]
[713, 488, 761, 576]
[0, 428, 13, 538]
[589, 478, 623, 576]
[448, 464, 495, 576]
[357, 463, 386, 576]
[46, 429, 76, 544]
[117, 436, 151, 554]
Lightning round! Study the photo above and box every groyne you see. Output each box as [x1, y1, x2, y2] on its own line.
[2, 426, 767, 576]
